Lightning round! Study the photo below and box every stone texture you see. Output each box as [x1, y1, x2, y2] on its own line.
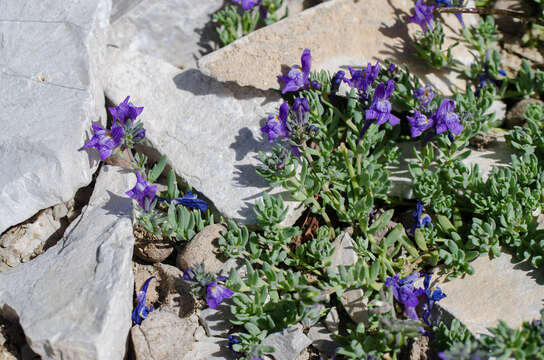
[324, 307, 339, 334]
[104, 47, 304, 226]
[108, 0, 223, 68]
[505, 98, 544, 129]
[494, 0, 530, 35]
[131, 310, 198, 360]
[177, 224, 227, 273]
[0, 166, 134, 359]
[181, 336, 234, 360]
[388, 137, 512, 199]
[262, 324, 312, 360]
[434, 251, 544, 336]
[330, 232, 368, 324]
[133, 262, 160, 305]
[0, 0, 111, 235]
[155, 263, 196, 317]
[198, 299, 234, 337]
[307, 323, 337, 357]
[0, 200, 75, 269]
[198, 0, 477, 95]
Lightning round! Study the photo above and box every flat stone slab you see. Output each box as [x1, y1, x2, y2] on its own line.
[0, 166, 135, 359]
[0, 0, 110, 234]
[104, 47, 304, 226]
[262, 324, 312, 360]
[108, 0, 223, 68]
[198, 0, 477, 95]
[435, 251, 544, 336]
[388, 137, 512, 199]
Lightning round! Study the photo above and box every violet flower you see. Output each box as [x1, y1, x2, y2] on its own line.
[183, 268, 196, 282]
[436, 0, 464, 26]
[132, 276, 155, 325]
[278, 48, 311, 94]
[413, 85, 435, 109]
[331, 70, 345, 94]
[365, 80, 400, 126]
[422, 273, 446, 326]
[84, 124, 124, 161]
[126, 171, 157, 212]
[475, 50, 506, 97]
[227, 335, 241, 357]
[407, 110, 435, 138]
[292, 97, 310, 125]
[232, 0, 261, 11]
[206, 282, 234, 309]
[343, 61, 380, 95]
[388, 63, 397, 73]
[432, 99, 463, 136]
[261, 102, 290, 143]
[408, 0, 435, 33]
[108, 96, 144, 127]
[310, 80, 322, 90]
[385, 273, 425, 320]
[174, 191, 208, 212]
[410, 199, 432, 235]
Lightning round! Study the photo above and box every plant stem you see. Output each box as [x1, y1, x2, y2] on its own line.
[435, 7, 544, 26]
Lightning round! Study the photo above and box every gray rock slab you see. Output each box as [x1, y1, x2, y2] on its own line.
[388, 138, 512, 199]
[330, 232, 368, 324]
[104, 47, 304, 226]
[108, 0, 223, 68]
[434, 251, 544, 336]
[177, 224, 227, 273]
[199, 299, 234, 337]
[307, 322, 338, 357]
[181, 336, 235, 360]
[0, 0, 111, 234]
[0, 166, 135, 359]
[198, 0, 478, 95]
[262, 323, 312, 360]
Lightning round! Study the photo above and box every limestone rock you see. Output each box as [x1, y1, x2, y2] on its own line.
[505, 98, 544, 129]
[324, 307, 339, 334]
[133, 262, 160, 305]
[109, 0, 223, 68]
[330, 232, 368, 324]
[434, 251, 544, 336]
[262, 324, 312, 360]
[0, 166, 135, 359]
[180, 336, 235, 360]
[0, 0, 111, 235]
[198, 0, 477, 95]
[388, 138, 512, 199]
[198, 299, 234, 337]
[131, 311, 198, 360]
[177, 224, 227, 273]
[155, 263, 196, 317]
[104, 47, 304, 226]
[494, 0, 530, 35]
[307, 322, 337, 357]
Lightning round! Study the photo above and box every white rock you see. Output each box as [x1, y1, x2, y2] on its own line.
[199, 300, 234, 337]
[329, 232, 368, 324]
[307, 322, 337, 357]
[109, 0, 223, 68]
[0, 166, 135, 359]
[181, 336, 234, 360]
[104, 48, 304, 226]
[0, 0, 111, 234]
[262, 324, 312, 360]
[388, 138, 512, 199]
[434, 251, 544, 336]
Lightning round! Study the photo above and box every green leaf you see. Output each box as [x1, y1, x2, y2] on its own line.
[148, 155, 168, 183]
[414, 228, 428, 251]
[368, 209, 394, 235]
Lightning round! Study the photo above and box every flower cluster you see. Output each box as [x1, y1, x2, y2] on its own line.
[409, 199, 432, 235]
[232, 0, 261, 11]
[183, 264, 234, 309]
[408, 0, 435, 33]
[385, 272, 446, 327]
[278, 48, 313, 93]
[84, 96, 146, 161]
[407, 85, 463, 139]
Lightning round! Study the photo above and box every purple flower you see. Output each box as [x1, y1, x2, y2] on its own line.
[232, 0, 261, 11]
[174, 191, 208, 212]
[331, 70, 345, 94]
[292, 97, 310, 125]
[413, 85, 435, 109]
[343, 61, 380, 95]
[407, 110, 435, 138]
[108, 96, 144, 127]
[206, 282, 234, 309]
[385, 273, 425, 320]
[476, 51, 506, 97]
[310, 80, 322, 90]
[132, 276, 155, 325]
[410, 199, 432, 235]
[436, 0, 464, 26]
[278, 49, 311, 94]
[84, 124, 124, 161]
[261, 102, 290, 143]
[227, 335, 241, 356]
[422, 273, 446, 326]
[432, 99, 463, 136]
[408, 0, 435, 33]
[365, 80, 400, 126]
[126, 171, 157, 212]
[183, 268, 196, 282]
[388, 63, 397, 73]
